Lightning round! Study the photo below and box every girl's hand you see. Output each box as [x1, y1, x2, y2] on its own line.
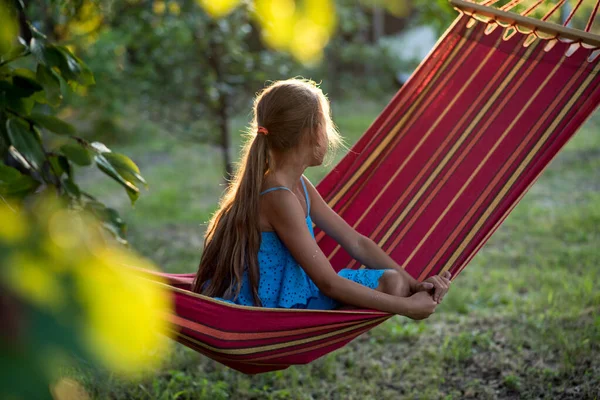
[412, 271, 452, 304]
[404, 291, 437, 320]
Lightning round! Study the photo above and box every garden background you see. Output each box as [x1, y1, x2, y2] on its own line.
[0, 0, 598, 399]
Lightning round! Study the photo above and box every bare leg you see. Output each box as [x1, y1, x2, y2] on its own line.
[337, 270, 411, 310]
[374, 270, 411, 298]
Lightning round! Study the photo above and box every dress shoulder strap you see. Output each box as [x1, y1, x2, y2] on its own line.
[300, 177, 310, 214]
[259, 186, 292, 196]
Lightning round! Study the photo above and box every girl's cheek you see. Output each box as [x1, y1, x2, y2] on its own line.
[317, 145, 327, 163]
[319, 132, 328, 152]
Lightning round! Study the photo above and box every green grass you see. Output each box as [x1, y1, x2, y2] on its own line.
[73, 96, 600, 399]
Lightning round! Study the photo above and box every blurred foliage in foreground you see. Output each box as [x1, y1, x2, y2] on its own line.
[0, 196, 173, 400]
[0, 1, 148, 244]
[1, 2, 172, 399]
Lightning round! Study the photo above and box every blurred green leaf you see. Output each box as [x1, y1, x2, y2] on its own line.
[0, 80, 36, 115]
[36, 65, 62, 107]
[12, 69, 44, 96]
[52, 47, 80, 82]
[0, 163, 39, 198]
[0, 173, 38, 198]
[85, 200, 127, 243]
[50, 68, 70, 97]
[8, 95, 35, 115]
[30, 113, 76, 136]
[60, 143, 92, 166]
[0, 0, 18, 56]
[0, 43, 27, 63]
[102, 152, 147, 188]
[56, 46, 95, 86]
[103, 206, 127, 242]
[30, 39, 63, 69]
[30, 40, 89, 86]
[31, 40, 96, 87]
[0, 162, 21, 181]
[48, 154, 71, 178]
[6, 118, 45, 170]
[62, 176, 80, 199]
[94, 153, 140, 204]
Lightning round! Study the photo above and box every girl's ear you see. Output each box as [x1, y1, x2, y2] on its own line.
[299, 126, 314, 147]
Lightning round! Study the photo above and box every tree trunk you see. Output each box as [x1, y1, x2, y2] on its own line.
[207, 22, 233, 181]
[372, 5, 385, 42]
[218, 93, 233, 180]
[325, 43, 340, 99]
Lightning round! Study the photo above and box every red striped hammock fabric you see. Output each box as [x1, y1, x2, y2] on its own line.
[146, 14, 600, 374]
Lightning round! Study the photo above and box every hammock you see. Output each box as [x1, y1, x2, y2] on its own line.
[142, 0, 600, 374]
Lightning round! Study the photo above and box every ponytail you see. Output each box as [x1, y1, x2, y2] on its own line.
[192, 132, 267, 306]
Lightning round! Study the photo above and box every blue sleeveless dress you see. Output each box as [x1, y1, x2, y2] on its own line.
[217, 178, 386, 310]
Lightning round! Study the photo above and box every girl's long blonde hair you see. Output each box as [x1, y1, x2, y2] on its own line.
[192, 79, 340, 305]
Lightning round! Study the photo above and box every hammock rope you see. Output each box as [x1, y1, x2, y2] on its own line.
[500, 0, 528, 12]
[522, 0, 545, 18]
[140, 1, 600, 374]
[563, 0, 586, 27]
[541, 0, 567, 22]
[586, 1, 600, 32]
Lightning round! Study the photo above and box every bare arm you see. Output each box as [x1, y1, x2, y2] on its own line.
[263, 189, 419, 315]
[304, 177, 419, 291]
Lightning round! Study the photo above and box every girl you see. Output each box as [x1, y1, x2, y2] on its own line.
[193, 79, 451, 320]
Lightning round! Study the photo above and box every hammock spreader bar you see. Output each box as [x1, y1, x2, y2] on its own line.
[452, 0, 600, 47]
[145, 9, 600, 374]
